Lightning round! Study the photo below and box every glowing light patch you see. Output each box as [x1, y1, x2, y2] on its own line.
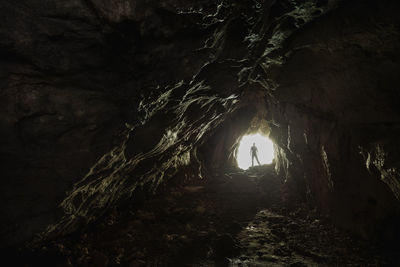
[236, 133, 274, 169]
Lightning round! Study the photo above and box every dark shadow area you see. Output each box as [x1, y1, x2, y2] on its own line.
[1, 0, 400, 266]
[6, 165, 400, 266]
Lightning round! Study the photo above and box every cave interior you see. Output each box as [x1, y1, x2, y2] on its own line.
[1, 0, 400, 266]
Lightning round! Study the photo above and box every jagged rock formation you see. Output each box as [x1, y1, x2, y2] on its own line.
[268, 0, 400, 239]
[1, 0, 399, 249]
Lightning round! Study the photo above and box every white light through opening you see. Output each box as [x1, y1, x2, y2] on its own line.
[236, 133, 275, 170]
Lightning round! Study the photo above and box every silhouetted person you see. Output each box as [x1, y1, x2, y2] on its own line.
[250, 142, 261, 167]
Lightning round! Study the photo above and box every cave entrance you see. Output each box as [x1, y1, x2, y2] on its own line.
[236, 133, 275, 170]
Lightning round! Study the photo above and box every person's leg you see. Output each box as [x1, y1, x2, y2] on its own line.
[256, 155, 261, 165]
[252, 155, 254, 167]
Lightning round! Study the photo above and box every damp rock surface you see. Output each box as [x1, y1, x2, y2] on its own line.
[11, 166, 398, 266]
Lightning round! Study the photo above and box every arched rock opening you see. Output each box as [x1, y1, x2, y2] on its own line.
[197, 91, 275, 173]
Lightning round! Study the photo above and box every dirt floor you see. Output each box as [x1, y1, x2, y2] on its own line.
[10, 165, 400, 266]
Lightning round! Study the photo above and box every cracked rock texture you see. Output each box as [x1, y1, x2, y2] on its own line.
[1, 0, 400, 247]
[268, 0, 400, 239]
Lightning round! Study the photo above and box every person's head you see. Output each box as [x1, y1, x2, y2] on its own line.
[253, 142, 255, 146]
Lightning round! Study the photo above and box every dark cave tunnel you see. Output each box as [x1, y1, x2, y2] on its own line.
[1, 0, 400, 266]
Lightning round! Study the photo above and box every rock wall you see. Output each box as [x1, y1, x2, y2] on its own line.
[1, 0, 400, 247]
[0, 0, 259, 246]
[265, 0, 400, 239]
[0, 0, 125, 246]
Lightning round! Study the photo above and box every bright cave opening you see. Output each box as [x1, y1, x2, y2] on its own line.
[236, 133, 275, 170]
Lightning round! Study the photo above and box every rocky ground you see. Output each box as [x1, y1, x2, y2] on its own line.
[8, 165, 400, 266]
